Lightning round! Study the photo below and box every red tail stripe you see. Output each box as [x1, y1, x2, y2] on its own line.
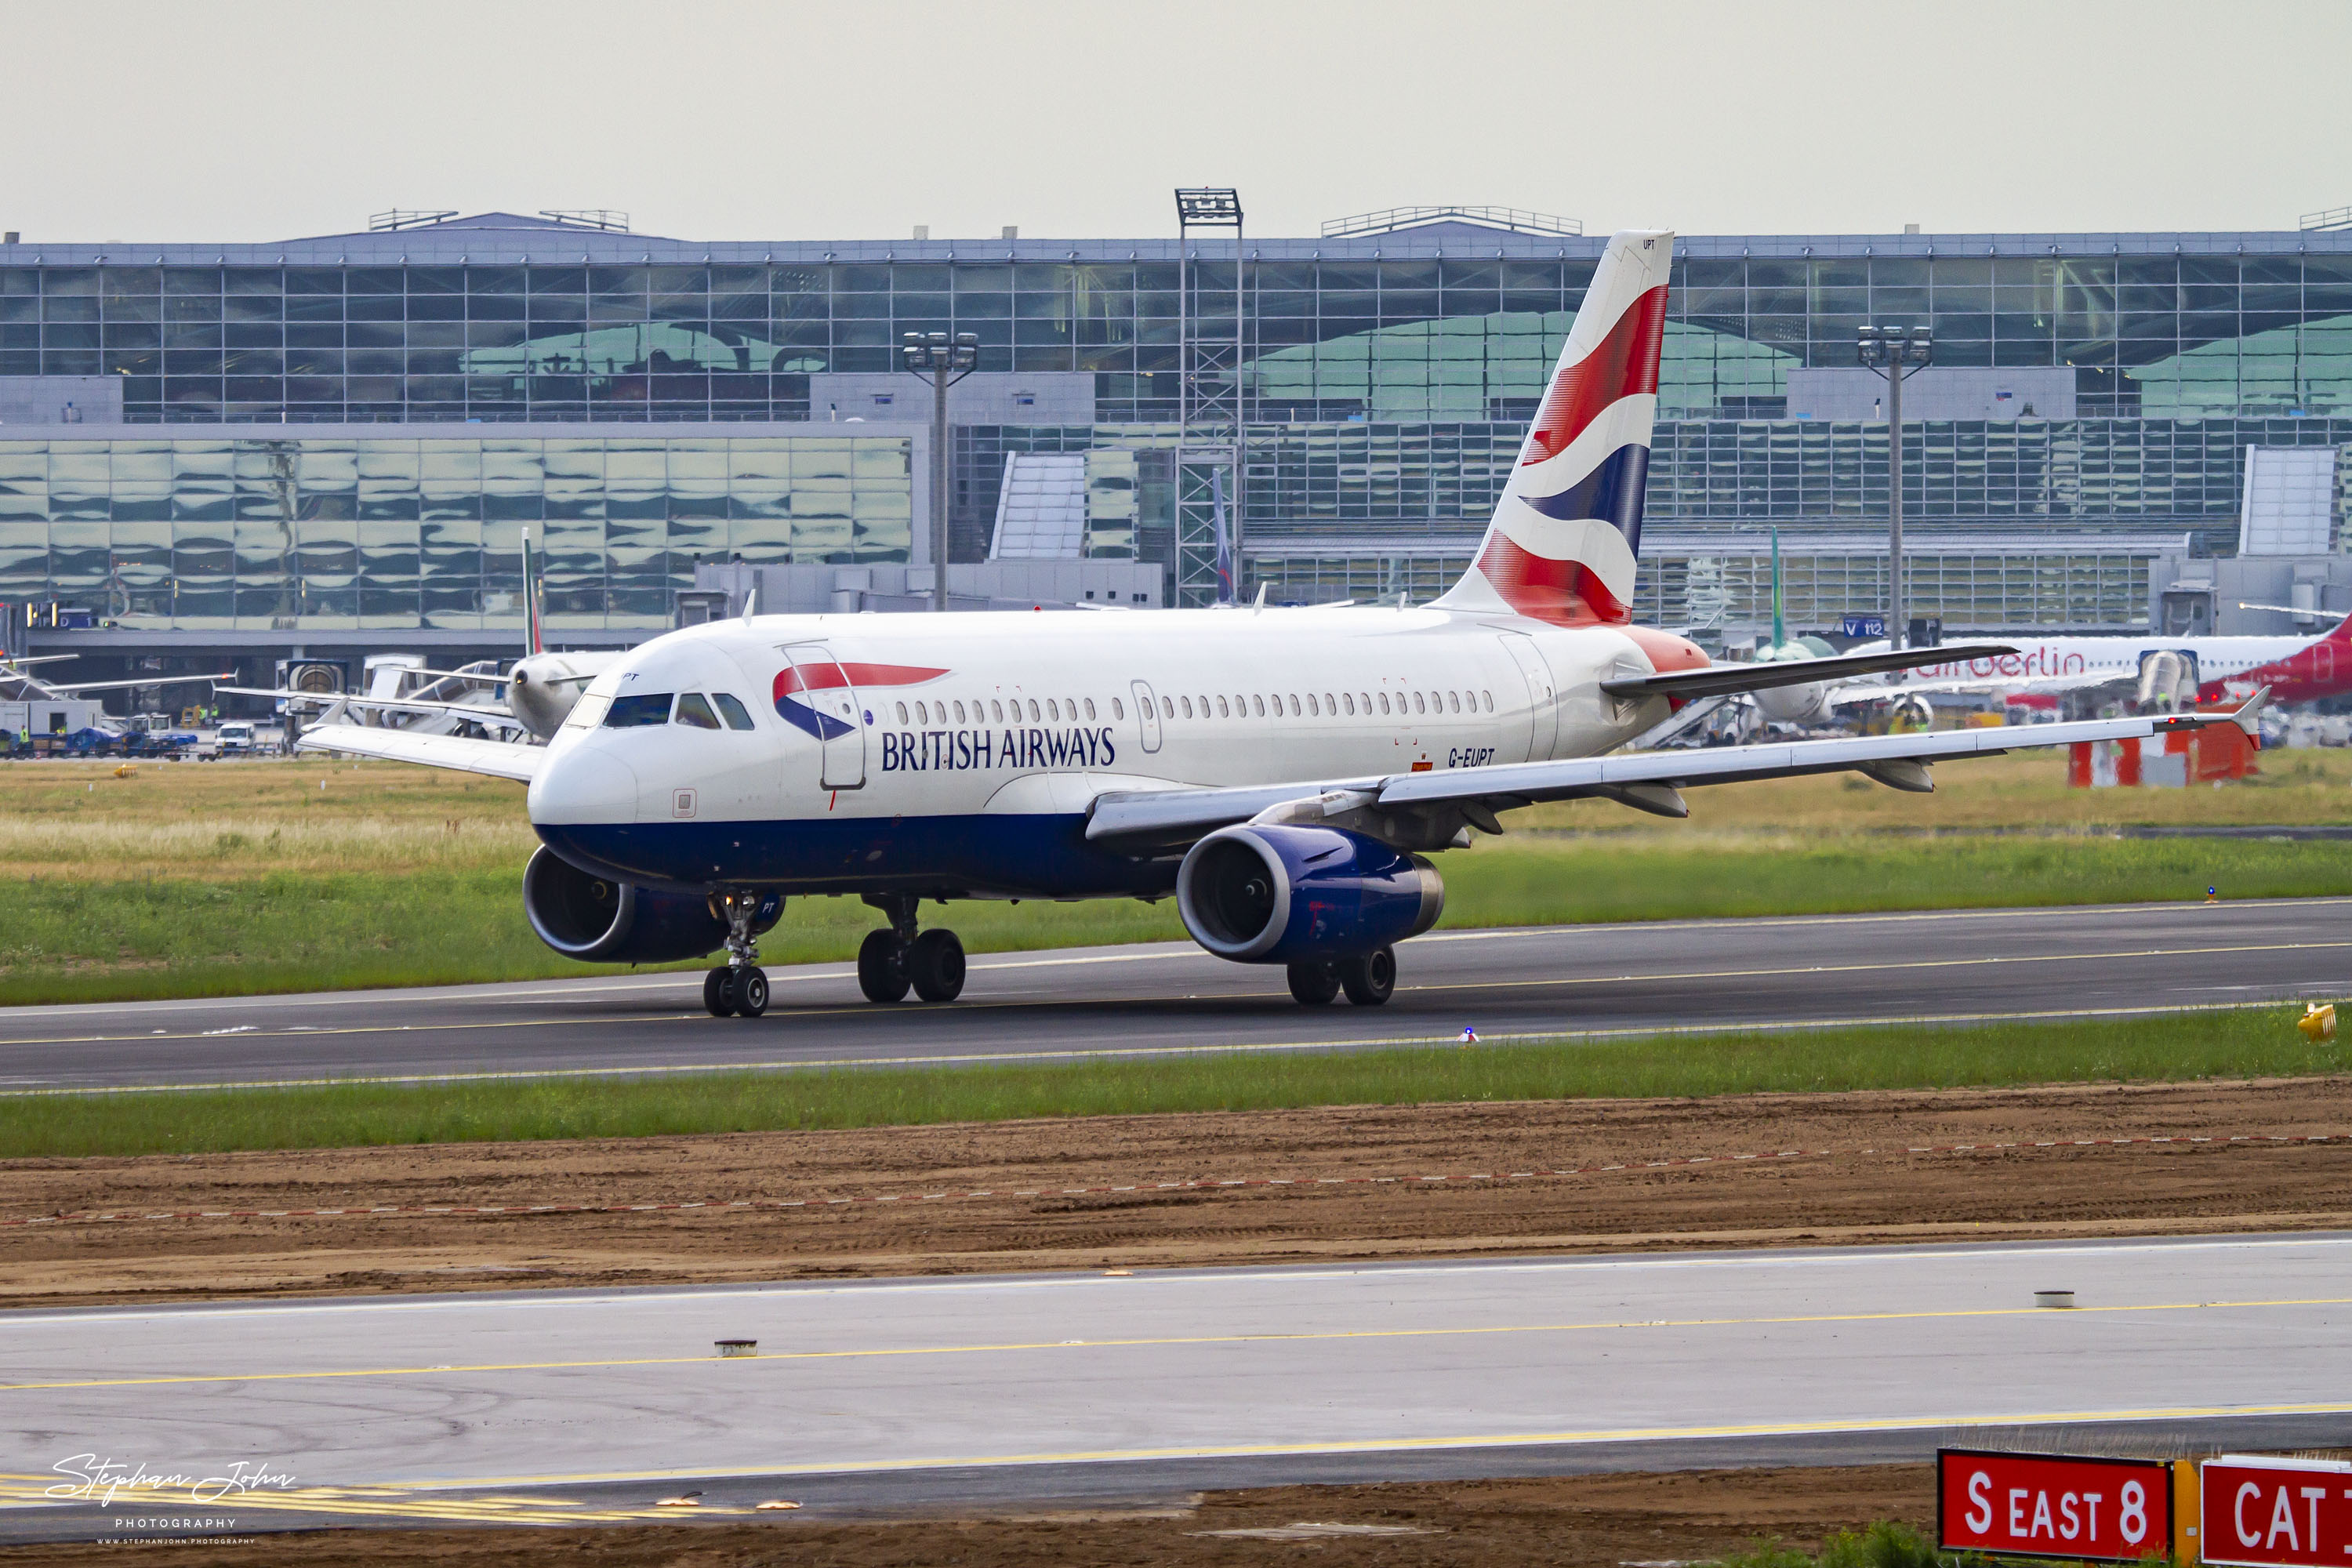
[1473, 535, 1628, 628]
[1521, 285, 1669, 468]
[775, 662, 948, 697]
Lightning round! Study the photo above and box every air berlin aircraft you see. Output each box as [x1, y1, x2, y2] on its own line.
[302, 230, 2261, 1019]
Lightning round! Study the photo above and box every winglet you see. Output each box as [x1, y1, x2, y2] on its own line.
[2233, 684, 2271, 736]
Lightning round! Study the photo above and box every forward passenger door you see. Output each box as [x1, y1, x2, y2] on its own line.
[779, 642, 866, 789]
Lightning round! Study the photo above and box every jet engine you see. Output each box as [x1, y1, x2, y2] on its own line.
[522, 845, 779, 964]
[506, 654, 603, 739]
[1174, 824, 1445, 964]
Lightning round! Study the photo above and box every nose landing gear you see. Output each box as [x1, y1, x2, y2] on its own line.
[857, 894, 967, 1004]
[702, 889, 774, 1018]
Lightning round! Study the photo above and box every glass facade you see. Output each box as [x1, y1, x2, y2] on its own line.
[1250, 537, 2177, 631]
[10, 223, 2350, 425]
[7, 216, 2352, 631]
[0, 430, 910, 630]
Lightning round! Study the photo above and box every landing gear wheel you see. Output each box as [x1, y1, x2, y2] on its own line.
[1286, 960, 1341, 1005]
[907, 928, 967, 1003]
[702, 967, 735, 1018]
[1338, 946, 1396, 1006]
[731, 966, 770, 1018]
[857, 928, 911, 1003]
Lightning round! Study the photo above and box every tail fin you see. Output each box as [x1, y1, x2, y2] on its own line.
[521, 532, 544, 656]
[1434, 228, 1673, 626]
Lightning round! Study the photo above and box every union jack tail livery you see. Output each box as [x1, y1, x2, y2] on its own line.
[1436, 229, 1672, 627]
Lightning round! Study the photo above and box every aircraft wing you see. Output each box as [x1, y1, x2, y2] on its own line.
[293, 720, 543, 782]
[1085, 691, 2265, 848]
[214, 684, 528, 730]
[39, 671, 234, 694]
[1597, 643, 2017, 702]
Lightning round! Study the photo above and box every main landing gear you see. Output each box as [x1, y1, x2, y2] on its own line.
[856, 894, 967, 1004]
[702, 889, 774, 1019]
[1286, 946, 1396, 1007]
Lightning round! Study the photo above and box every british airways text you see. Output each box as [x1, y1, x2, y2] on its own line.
[881, 726, 1119, 772]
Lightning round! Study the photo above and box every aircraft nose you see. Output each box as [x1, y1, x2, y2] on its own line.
[528, 744, 640, 824]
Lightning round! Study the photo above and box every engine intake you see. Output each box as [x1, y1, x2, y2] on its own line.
[522, 844, 779, 964]
[1175, 824, 1444, 964]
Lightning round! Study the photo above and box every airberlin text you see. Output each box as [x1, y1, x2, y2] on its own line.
[880, 726, 1119, 773]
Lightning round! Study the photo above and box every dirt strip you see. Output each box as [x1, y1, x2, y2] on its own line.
[3, 1076, 2349, 1308]
[0, 1463, 1934, 1567]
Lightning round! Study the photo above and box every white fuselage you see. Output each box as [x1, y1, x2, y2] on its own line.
[526, 605, 1686, 898]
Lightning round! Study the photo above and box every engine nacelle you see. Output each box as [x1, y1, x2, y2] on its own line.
[1175, 824, 1445, 964]
[522, 844, 779, 964]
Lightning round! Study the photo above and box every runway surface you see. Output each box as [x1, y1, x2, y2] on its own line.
[3, 1232, 2347, 1538]
[2, 897, 2347, 1091]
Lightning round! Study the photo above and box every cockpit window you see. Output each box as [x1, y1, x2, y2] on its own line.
[604, 693, 675, 728]
[710, 692, 755, 731]
[673, 693, 722, 730]
[563, 693, 611, 729]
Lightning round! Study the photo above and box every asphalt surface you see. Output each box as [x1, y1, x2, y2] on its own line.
[1, 898, 2347, 1091]
[3, 1232, 2347, 1539]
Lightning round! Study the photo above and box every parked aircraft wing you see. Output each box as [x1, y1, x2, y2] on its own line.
[39, 671, 234, 694]
[293, 721, 544, 782]
[1598, 643, 2016, 701]
[1086, 691, 2266, 848]
[213, 684, 529, 730]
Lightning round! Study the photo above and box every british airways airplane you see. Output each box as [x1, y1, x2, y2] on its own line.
[299, 230, 2260, 1019]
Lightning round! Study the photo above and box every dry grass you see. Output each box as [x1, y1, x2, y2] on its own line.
[0, 760, 527, 879]
[1519, 744, 2352, 833]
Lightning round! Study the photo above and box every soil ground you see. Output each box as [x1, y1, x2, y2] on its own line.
[0, 1462, 1933, 1567]
[5, 1076, 2347, 1308]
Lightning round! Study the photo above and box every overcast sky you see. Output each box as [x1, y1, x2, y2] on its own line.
[13, 0, 2350, 245]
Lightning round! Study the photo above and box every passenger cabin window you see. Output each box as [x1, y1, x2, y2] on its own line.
[1161, 695, 1173, 718]
[604, 693, 674, 728]
[1111, 696, 1123, 720]
[673, 693, 722, 730]
[712, 692, 756, 731]
[1083, 698, 1096, 720]
[895, 701, 909, 725]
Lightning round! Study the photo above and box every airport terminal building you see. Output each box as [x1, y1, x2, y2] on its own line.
[5, 206, 2351, 683]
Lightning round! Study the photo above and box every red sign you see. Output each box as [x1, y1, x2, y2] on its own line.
[2202, 1457, 2352, 1567]
[1939, 1449, 2172, 1562]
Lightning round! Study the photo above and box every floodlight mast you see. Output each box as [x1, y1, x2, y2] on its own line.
[1174, 187, 1244, 607]
[902, 330, 980, 612]
[1856, 324, 1933, 648]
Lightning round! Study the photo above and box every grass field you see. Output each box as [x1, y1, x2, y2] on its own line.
[0, 1004, 2334, 1160]
[1, 750, 2347, 1006]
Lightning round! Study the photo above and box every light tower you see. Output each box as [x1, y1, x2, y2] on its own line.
[1856, 324, 1932, 648]
[1175, 187, 1244, 606]
[902, 330, 979, 612]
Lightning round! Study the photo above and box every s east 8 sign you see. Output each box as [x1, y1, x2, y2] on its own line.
[1938, 1450, 2172, 1562]
[2202, 1457, 2352, 1567]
